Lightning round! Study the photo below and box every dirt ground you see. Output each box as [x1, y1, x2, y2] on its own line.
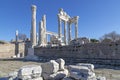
[0, 59, 120, 80]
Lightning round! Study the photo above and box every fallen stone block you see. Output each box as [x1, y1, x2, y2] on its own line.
[96, 76, 106, 80]
[68, 65, 96, 80]
[18, 65, 42, 79]
[8, 71, 18, 80]
[56, 58, 65, 70]
[41, 60, 59, 74]
[76, 63, 94, 71]
[18, 75, 32, 80]
[42, 69, 68, 80]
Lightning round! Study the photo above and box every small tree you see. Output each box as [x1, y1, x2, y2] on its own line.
[0, 40, 8, 44]
[101, 38, 112, 43]
[90, 39, 99, 43]
[18, 33, 27, 41]
[100, 31, 120, 42]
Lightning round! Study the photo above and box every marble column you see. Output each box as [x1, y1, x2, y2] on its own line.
[31, 5, 37, 47]
[58, 16, 62, 39]
[38, 21, 43, 46]
[38, 21, 41, 45]
[15, 30, 18, 43]
[42, 15, 47, 44]
[15, 30, 19, 56]
[68, 23, 72, 44]
[36, 33, 38, 45]
[64, 21, 67, 45]
[75, 16, 79, 39]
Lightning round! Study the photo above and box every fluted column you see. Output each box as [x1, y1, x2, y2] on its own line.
[58, 16, 62, 39]
[75, 16, 79, 39]
[64, 21, 67, 45]
[31, 5, 37, 47]
[68, 22, 72, 44]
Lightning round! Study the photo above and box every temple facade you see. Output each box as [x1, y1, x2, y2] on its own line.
[30, 5, 79, 47]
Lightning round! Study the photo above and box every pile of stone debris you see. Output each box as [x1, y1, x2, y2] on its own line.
[8, 58, 106, 80]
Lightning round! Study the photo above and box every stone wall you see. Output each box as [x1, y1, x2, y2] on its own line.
[34, 42, 120, 65]
[0, 43, 25, 58]
[0, 43, 15, 58]
[18, 43, 25, 57]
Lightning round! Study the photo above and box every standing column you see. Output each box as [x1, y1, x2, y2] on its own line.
[36, 33, 38, 45]
[38, 21, 41, 46]
[15, 30, 18, 43]
[58, 16, 62, 39]
[15, 30, 19, 56]
[75, 16, 79, 39]
[64, 21, 67, 45]
[38, 21, 43, 46]
[31, 5, 37, 47]
[68, 22, 72, 44]
[42, 15, 47, 44]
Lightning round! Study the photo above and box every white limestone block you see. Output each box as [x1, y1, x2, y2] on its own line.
[96, 76, 106, 80]
[56, 58, 65, 70]
[8, 71, 18, 80]
[18, 65, 42, 79]
[68, 65, 96, 80]
[76, 63, 94, 71]
[31, 65, 42, 74]
[42, 69, 68, 80]
[18, 68, 32, 76]
[41, 60, 59, 74]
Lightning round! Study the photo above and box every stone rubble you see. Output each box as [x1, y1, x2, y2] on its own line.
[56, 58, 65, 70]
[41, 60, 59, 74]
[7, 58, 106, 80]
[8, 71, 18, 80]
[76, 63, 94, 72]
[68, 65, 96, 80]
[41, 59, 68, 80]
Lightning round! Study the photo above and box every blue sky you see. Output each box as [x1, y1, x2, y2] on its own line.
[0, 0, 120, 41]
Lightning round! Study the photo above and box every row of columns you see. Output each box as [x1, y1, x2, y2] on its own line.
[31, 5, 79, 46]
[58, 18, 67, 44]
[68, 16, 79, 44]
[38, 15, 47, 46]
[58, 16, 79, 45]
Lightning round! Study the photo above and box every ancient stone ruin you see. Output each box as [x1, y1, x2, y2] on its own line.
[8, 59, 106, 80]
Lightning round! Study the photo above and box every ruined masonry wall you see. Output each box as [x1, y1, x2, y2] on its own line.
[0, 43, 25, 58]
[34, 42, 120, 64]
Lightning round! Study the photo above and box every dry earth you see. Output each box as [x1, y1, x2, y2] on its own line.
[0, 59, 120, 80]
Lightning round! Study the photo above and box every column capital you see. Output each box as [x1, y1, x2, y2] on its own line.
[31, 5, 37, 11]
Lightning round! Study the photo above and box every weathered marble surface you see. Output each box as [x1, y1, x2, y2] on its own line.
[7, 59, 106, 80]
